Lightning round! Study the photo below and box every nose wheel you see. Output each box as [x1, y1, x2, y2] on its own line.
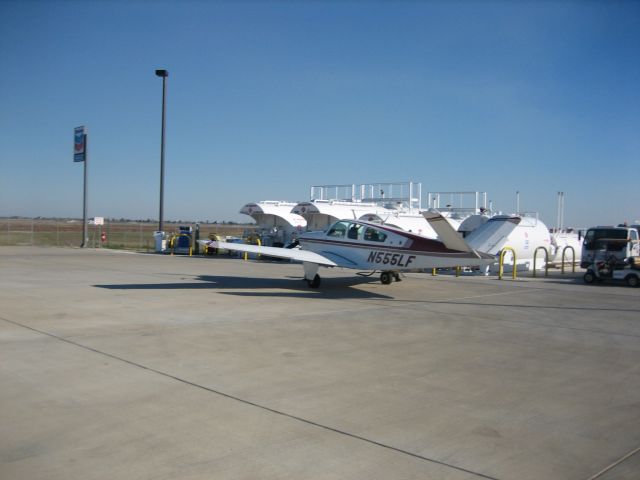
[307, 274, 321, 288]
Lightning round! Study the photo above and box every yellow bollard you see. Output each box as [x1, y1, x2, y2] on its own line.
[561, 246, 576, 274]
[499, 247, 517, 280]
[533, 246, 549, 277]
[243, 236, 261, 261]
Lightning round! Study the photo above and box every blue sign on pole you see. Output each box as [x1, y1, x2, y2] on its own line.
[74, 126, 86, 162]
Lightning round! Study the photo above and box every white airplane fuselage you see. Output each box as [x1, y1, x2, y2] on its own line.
[299, 220, 491, 271]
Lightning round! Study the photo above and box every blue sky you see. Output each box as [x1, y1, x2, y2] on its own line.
[1, 0, 638, 227]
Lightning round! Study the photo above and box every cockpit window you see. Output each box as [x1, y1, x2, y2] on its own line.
[328, 221, 364, 240]
[363, 227, 387, 242]
[327, 221, 348, 238]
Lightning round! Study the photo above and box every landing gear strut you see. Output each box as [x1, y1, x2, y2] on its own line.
[303, 262, 321, 288]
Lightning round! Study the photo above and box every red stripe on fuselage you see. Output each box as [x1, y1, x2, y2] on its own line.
[300, 238, 479, 258]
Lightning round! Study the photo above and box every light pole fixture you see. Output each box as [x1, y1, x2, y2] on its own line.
[155, 69, 168, 233]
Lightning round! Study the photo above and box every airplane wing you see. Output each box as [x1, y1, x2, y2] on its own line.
[464, 215, 522, 254]
[199, 240, 338, 267]
[422, 210, 473, 253]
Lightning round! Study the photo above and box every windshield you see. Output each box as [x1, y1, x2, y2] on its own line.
[327, 221, 364, 240]
[584, 228, 628, 251]
[326, 221, 388, 242]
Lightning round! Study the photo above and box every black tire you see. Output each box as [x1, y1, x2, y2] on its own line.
[626, 274, 640, 288]
[380, 272, 393, 285]
[583, 270, 596, 284]
[307, 274, 321, 288]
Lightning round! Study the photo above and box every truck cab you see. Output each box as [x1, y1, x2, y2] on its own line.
[580, 226, 640, 268]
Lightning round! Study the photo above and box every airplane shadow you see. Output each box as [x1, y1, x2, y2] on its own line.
[94, 274, 393, 300]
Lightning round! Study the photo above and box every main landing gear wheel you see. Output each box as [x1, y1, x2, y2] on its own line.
[380, 272, 393, 285]
[307, 274, 321, 288]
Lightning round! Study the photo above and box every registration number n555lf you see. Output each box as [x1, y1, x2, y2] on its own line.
[367, 251, 416, 267]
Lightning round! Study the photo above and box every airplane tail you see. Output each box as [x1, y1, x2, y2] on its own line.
[421, 210, 499, 261]
[422, 210, 474, 253]
[464, 215, 522, 255]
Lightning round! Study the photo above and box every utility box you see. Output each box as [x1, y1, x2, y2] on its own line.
[154, 231, 167, 253]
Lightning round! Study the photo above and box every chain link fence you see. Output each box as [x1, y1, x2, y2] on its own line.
[0, 219, 253, 251]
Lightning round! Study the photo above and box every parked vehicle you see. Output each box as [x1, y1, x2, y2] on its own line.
[581, 226, 640, 268]
[583, 254, 640, 287]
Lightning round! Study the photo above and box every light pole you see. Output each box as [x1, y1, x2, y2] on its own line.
[155, 69, 168, 233]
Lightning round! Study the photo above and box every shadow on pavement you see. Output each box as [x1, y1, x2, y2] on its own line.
[94, 274, 393, 300]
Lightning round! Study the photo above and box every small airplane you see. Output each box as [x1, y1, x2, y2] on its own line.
[201, 211, 520, 288]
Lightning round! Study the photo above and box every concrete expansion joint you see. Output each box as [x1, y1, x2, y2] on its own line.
[1, 314, 499, 480]
[585, 445, 640, 480]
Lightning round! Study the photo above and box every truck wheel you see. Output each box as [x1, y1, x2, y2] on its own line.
[583, 270, 596, 284]
[626, 274, 640, 288]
